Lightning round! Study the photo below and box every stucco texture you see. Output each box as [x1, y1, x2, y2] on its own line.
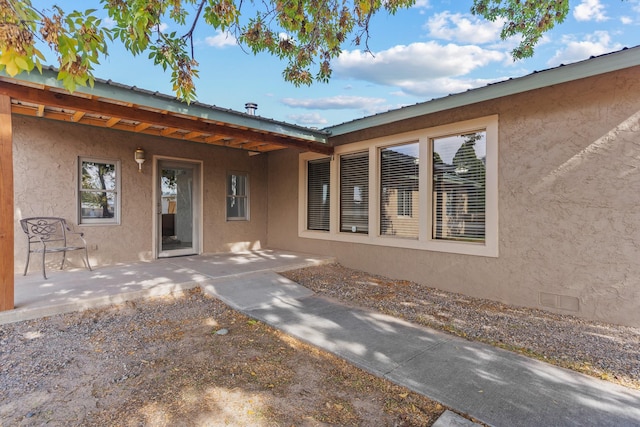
[13, 116, 268, 271]
[267, 67, 640, 327]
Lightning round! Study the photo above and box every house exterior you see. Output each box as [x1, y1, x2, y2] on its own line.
[2, 46, 640, 327]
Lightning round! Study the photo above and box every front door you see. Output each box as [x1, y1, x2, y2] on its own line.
[156, 159, 202, 258]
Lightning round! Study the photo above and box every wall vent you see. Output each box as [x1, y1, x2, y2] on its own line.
[539, 292, 580, 312]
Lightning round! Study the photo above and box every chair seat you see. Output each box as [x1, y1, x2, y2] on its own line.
[30, 245, 86, 253]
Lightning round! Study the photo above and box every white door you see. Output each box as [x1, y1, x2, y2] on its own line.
[156, 159, 202, 258]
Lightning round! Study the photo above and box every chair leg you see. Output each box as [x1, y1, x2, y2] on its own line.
[24, 250, 31, 276]
[42, 251, 48, 280]
[83, 247, 92, 272]
[60, 250, 67, 270]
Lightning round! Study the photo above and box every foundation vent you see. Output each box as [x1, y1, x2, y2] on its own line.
[539, 292, 580, 312]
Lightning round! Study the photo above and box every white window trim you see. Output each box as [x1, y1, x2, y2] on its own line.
[226, 171, 250, 221]
[78, 156, 121, 226]
[298, 115, 499, 257]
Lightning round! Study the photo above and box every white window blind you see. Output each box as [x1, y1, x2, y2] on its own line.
[380, 143, 419, 238]
[340, 152, 369, 233]
[307, 158, 331, 231]
[432, 131, 486, 242]
[227, 173, 248, 220]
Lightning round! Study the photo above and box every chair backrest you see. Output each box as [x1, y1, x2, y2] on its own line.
[20, 217, 68, 244]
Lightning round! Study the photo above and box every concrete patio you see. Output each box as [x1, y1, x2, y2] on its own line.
[1, 249, 335, 325]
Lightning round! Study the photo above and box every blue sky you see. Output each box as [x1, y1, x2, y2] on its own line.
[38, 0, 640, 127]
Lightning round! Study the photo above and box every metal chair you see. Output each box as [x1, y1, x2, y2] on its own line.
[20, 217, 92, 279]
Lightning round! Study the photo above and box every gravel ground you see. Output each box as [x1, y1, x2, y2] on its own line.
[0, 287, 449, 426]
[2, 261, 638, 426]
[282, 263, 640, 390]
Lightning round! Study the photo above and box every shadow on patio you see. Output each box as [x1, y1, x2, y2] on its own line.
[2, 249, 335, 325]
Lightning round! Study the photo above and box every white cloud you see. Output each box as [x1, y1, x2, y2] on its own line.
[425, 12, 504, 44]
[412, 0, 430, 9]
[620, 16, 633, 24]
[204, 30, 237, 48]
[574, 0, 608, 22]
[547, 32, 622, 66]
[287, 113, 329, 126]
[281, 95, 387, 110]
[332, 42, 505, 97]
[397, 76, 505, 98]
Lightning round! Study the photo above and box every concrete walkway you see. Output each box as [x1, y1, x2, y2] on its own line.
[4, 251, 640, 426]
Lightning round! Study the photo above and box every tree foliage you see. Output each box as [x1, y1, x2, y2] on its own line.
[1, 0, 571, 102]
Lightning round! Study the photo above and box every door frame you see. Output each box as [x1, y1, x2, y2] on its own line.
[152, 156, 204, 259]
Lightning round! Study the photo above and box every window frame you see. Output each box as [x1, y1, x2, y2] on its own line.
[339, 151, 369, 234]
[305, 157, 331, 232]
[226, 171, 250, 221]
[298, 115, 498, 257]
[78, 157, 121, 226]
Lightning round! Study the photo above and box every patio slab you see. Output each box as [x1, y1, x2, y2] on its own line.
[1, 249, 334, 325]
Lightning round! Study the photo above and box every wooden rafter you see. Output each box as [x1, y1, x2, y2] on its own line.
[0, 81, 333, 155]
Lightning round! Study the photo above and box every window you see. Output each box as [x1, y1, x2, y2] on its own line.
[380, 142, 419, 239]
[298, 115, 498, 257]
[432, 132, 486, 242]
[79, 158, 120, 225]
[227, 172, 249, 220]
[340, 152, 368, 233]
[307, 158, 331, 231]
[397, 188, 413, 217]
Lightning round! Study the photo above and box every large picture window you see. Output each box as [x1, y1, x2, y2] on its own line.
[340, 152, 368, 233]
[307, 158, 331, 231]
[298, 115, 498, 257]
[79, 158, 120, 225]
[380, 142, 419, 239]
[432, 132, 486, 242]
[227, 172, 249, 220]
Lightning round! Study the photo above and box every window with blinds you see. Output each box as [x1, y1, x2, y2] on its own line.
[340, 152, 368, 233]
[432, 131, 486, 242]
[307, 158, 331, 231]
[380, 142, 419, 238]
[227, 172, 248, 220]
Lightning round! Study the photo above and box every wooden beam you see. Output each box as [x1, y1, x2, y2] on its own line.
[105, 117, 120, 127]
[71, 111, 85, 122]
[0, 94, 14, 311]
[183, 131, 203, 140]
[161, 127, 178, 136]
[134, 122, 151, 132]
[0, 82, 334, 155]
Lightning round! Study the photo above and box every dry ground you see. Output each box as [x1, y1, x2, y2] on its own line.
[282, 263, 640, 390]
[3, 261, 638, 426]
[0, 287, 452, 426]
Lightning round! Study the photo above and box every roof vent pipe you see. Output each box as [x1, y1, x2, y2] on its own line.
[245, 102, 258, 115]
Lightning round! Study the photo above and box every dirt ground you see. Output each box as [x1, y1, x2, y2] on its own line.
[0, 287, 452, 426]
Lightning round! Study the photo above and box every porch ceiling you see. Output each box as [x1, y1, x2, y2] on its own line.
[0, 76, 333, 155]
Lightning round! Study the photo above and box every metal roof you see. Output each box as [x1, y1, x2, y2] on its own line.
[0, 66, 333, 154]
[324, 45, 640, 137]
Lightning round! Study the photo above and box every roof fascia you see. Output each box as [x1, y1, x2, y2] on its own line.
[325, 46, 640, 137]
[3, 67, 330, 144]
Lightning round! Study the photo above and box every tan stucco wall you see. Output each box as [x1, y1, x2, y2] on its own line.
[267, 67, 640, 327]
[13, 116, 268, 270]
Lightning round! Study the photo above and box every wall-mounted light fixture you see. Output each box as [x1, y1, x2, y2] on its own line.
[134, 148, 145, 172]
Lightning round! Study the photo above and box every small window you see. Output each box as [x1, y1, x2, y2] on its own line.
[227, 172, 249, 220]
[340, 152, 368, 233]
[79, 158, 120, 225]
[307, 158, 331, 231]
[432, 131, 486, 242]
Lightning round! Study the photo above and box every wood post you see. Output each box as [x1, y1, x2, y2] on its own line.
[0, 94, 14, 311]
